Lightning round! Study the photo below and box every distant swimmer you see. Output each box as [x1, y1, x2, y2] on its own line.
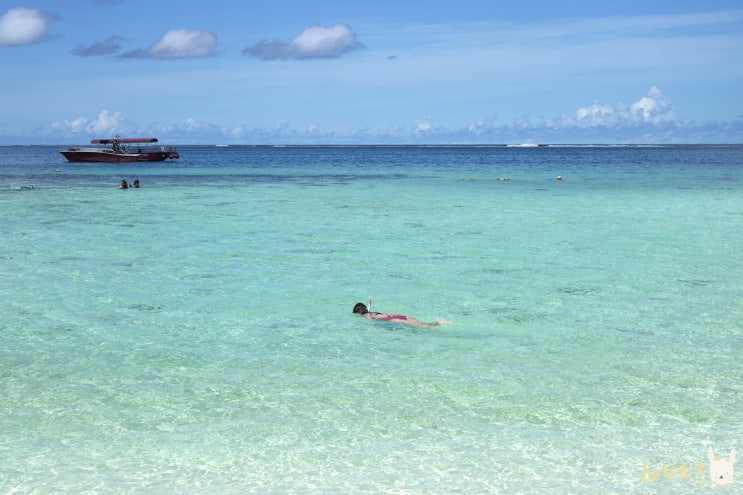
[119, 179, 129, 189]
[353, 302, 450, 329]
[557, 176, 563, 181]
[133, 178, 140, 188]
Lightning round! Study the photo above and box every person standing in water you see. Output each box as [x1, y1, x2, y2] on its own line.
[353, 302, 450, 328]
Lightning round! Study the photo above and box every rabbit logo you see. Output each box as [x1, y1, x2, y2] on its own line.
[708, 448, 735, 488]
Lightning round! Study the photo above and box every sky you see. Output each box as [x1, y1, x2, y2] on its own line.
[1, 0, 742, 144]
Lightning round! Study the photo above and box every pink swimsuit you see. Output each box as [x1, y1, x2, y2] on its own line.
[375, 314, 408, 321]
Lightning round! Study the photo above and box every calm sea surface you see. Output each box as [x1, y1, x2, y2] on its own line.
[1, 145, 741, 494]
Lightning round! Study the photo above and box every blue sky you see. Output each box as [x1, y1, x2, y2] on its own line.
[1, 0, 742, 144]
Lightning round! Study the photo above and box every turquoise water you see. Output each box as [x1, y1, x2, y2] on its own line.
[1, 145, 741, 494]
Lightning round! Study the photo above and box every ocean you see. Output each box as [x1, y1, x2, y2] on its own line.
[1, 144, 741, 494]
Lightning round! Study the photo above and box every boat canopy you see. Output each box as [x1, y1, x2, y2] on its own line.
[91, 138, 159, 144]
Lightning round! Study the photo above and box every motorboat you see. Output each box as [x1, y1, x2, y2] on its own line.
[60, 136, 179, 162]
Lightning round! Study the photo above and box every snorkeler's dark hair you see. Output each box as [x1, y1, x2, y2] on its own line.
[353, 302, 368, 314]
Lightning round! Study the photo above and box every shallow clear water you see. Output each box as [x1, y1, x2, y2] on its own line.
[1, 145, 741, 493]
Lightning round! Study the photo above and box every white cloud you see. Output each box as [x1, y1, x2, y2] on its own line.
[630, 86, 674, 123]
[244, 24, 364, 60]
[90, 110, 127, 134]
[52, 110, 129, 136]
[52, 117, 87, 134]
[573, 87, 675, 128]
[416, 118, 433, 133]
[122, 29, 217, 59]
[575, 102, 614, 125]
[291, 24, 362, 58]
[383, 87, 715, 144]
[0, 7, 55, 47]
[26, 87, 741, 145]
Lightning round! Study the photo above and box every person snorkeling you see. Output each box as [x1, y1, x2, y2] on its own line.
[353, 302, 450, 329]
